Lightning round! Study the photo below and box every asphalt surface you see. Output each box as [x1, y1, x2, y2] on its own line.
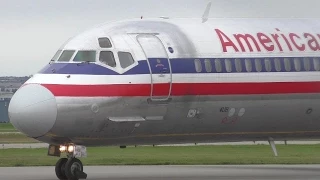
[0, 143, 48, 149]
[2, 140, 320, 149]
[0, 165, 320, 180]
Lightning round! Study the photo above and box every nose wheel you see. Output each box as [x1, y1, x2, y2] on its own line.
[55, 158, 68, 180]
[55, 158, 87, 180]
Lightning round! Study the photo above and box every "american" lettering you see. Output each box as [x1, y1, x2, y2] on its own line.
[215, 28, 320, 53]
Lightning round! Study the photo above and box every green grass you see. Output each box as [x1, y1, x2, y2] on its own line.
[0, 123, 17, 132]
[0, 133, 39, 144]
[1, 123, 320, 166]
[0, 123, 38, 143]
[1, 145, 320, 167]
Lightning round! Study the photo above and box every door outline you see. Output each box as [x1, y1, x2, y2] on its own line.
[136, 34, 172, 101]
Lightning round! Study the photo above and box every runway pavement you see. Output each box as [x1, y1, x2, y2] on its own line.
[0, 143, 48, 149]
[0, 165, 320, 180]
[1, 140, 320, 149]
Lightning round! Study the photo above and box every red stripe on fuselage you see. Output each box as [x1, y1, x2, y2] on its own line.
[41, 82, 320, 97]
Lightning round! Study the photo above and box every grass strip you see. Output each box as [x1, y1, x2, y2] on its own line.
[1, 145, 320, 167]
[0, 123, 17, 132]
[0, 133, 39, 144]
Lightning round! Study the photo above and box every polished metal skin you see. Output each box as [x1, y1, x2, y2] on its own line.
[9, 84, 57, 138]
[8, 18, 320, 146]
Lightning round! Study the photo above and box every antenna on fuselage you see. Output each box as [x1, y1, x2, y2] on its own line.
[202, 2, 212, 23]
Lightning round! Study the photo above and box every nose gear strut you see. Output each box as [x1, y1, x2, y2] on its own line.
[49, 144, 88, 180]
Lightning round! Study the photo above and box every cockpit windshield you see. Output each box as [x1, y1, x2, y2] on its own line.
[51, 50, 62, 61]
[118, 52, 134, 68]
[73, 50, 96, 62]
[58, 50, 75, 62]
[100, 51, 116, 67]
[98, 38, 112, 48]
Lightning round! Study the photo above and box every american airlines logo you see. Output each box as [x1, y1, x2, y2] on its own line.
[215, 28, 320, 53]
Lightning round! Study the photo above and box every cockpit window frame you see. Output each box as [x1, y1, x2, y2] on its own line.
[118, 51, 135, 69]
[96, 49, 138, 72]
[99, 50, 117, 68]
[98, 37, 113, 48]
[51, 50, 62, 61]
[72, 50, 97, 63]
[53, 35, 138, 73]
[57, 50, 76, 62]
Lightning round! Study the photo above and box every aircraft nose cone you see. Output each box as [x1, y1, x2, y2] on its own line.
[8, 84, 57, 138]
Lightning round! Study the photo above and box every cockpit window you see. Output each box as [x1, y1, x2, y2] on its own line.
[51, 50, 62, 61]
[99, 51, 116, 67]
[73, 50, 96, 62]
[98, 38, 112, 48]
[57, 50, 75, 62]
[118, 52, 134, 68]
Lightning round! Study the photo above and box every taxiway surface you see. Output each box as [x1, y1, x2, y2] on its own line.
[0, 165, 320, 180]
[1, 140, 320, 149]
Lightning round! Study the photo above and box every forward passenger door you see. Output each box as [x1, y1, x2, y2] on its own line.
[137, 34, 172, 101]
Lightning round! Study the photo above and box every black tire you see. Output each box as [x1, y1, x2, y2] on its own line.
[55, 158, 68, 180]
[65, 158, 83, 180]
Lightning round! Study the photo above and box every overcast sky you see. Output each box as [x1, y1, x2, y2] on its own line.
[1, 0, 320, 76]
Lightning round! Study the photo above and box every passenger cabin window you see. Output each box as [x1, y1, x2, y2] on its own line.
[245, 59, 252, 72]
[225, 59, 232, 72]
[73, 51, 96, 62]
[57, 50, 75, 62]
[100, 51, 116, 67]
[118, 52, 134, 68]
[204, 59, 212, 72]
[303, 58, 311, 71]
[264, 58, 271, 72]
[51, 50, 62, 61]
[215, 59, 222, 72]
[274, 58, 281, 72]
[98, 38, 112, 48]
[255, 59, 262, 72]
[194, 59, 202, 72]
[284, 58, 291, 71]
[294, 58, 301, 71]
[313, 58, 320, 71]
[235, 58, 242, 72]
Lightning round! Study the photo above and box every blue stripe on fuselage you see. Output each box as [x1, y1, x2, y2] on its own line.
[39, 61, 150, 75]
[39, 57, 320, 75]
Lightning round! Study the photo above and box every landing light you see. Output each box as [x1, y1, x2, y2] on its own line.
[49, 145, 87, 158]
[59, 145, 74, 153]
[59, 145, 67, 152]
[68, 145, 75, 153]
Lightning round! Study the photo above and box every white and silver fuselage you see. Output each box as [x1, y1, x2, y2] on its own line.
[8, 18, 320, 146]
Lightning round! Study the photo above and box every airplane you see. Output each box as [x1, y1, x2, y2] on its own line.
[7, 2, 320, 180]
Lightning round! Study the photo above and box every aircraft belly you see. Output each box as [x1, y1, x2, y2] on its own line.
[42, 94, 320, 146]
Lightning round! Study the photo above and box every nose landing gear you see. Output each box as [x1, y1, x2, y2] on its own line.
[55, 158, 87, 180]
[55, 158, 68, 179]
[48, 144, 87, 180]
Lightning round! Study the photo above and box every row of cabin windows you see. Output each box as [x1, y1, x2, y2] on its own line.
[52, 50, 134, 69]
[194, 57, 320, 73]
